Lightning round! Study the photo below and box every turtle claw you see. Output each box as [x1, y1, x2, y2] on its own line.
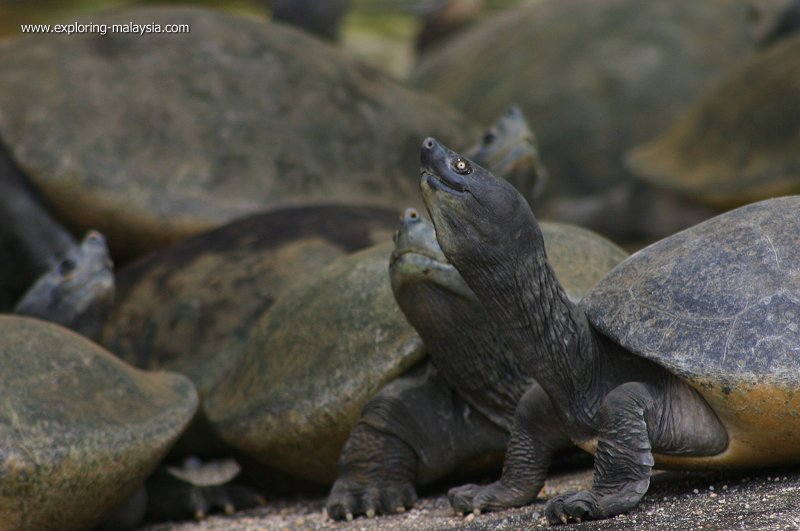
[448, 481, 533, 515]
[545, 490, 602, 525]
[326, 479, 418, 520]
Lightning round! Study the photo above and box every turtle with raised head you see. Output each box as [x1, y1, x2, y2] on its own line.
[326, 207, 626, 520]
[419, 137, 800, 524]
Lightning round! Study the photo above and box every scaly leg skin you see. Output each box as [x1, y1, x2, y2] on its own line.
[449, 384, 572, 515]
[545, 380, 727, 525]
[327, 361, 509, 521]
[326, 424, 418, 521]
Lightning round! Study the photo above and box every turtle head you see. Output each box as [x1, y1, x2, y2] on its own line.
[420, 137, 541, 283]
[389, 207, 475, 307]
[15, 230, 115, 339]
[466, 106, 548, 200]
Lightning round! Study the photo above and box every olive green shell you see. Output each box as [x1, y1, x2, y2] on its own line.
[204, 222, 625, 484]
[204, 243, 424, 485]
[0, 316, 196, 531]
[626, 34, 800, 209]
[0, 7, 477, 260]
[410, 0, 762, 198]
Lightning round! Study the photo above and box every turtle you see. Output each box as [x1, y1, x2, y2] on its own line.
[100, 106, 538, 456]
[0, 6, 477, 261]
[409, 0, 793, 222]
[15, 230, 114, 340]
[100, 204, 401, 456]
[0, 315, 197, 530]
[625, 32, 800, 213]
[419, 136, 800, 524]
[326, 207, 627, 520]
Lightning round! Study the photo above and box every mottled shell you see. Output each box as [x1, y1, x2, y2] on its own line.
[0, 316, 196, 531]
[204, 243, 423, 484]
[0, 7, 476, 260]
[410, 0, 761, 198]
[626, 34, 800, 209]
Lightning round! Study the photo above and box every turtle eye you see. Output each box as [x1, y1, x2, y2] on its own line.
[482, 131, 496, 146]
[452, 158, 471, 175]
[59, 258, 76, 276]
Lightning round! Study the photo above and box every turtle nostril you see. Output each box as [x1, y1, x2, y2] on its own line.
[424, 138, 434, 149]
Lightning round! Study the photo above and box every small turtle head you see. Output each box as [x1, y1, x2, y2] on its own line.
[389, 206, 475, 310]
[466, 106, 548, 200]
[420, 137, 540, 276]
[15, 230, 115, 339]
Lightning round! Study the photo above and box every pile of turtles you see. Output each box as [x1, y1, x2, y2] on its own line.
[1, 1, 800, 529]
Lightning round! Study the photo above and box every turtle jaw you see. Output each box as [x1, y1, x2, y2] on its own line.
[420, 137, 470, 195]
[389, 206, 475, 301]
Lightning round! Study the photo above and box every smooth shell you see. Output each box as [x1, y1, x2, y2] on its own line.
[0, 315, 197, 531]
[410, 0, 761, 198]
[583, 196, 800, 466]
[204, 243, 423, 484]
[626, 34, 800, 209]
[0, 7, 476, 260]
[583, 196, 800, 386]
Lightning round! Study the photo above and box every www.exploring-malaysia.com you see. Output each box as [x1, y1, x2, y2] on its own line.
[20, 21, 190, 36]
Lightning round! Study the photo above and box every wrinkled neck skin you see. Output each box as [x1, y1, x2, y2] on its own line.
[459, 226, 615, 442]
[395, 278, 535, 431]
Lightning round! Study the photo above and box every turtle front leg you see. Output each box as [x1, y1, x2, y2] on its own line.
[327, 361, 508, 520]
[449, 384, 571, 515]
[545, 379, 727, 524]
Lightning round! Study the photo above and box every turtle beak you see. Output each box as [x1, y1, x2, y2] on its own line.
[420, 137, 468, 194]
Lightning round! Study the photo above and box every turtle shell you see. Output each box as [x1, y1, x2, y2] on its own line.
[0, 315, 197, 530]
[582, 197, 800, 464]
[410, 0, 762, 199]
[626, 34, 800, 209]
[583, 196, 800, 386]
[0, 6, 476, 261]
[100, 205, 398, 455]
[204, 243, 423, 485]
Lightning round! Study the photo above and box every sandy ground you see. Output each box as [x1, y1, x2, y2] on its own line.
[141, 465, 800, 531]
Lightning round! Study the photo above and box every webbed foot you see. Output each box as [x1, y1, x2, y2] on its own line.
[448, 481, 535, 515]
[326, 478, 417, 520]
